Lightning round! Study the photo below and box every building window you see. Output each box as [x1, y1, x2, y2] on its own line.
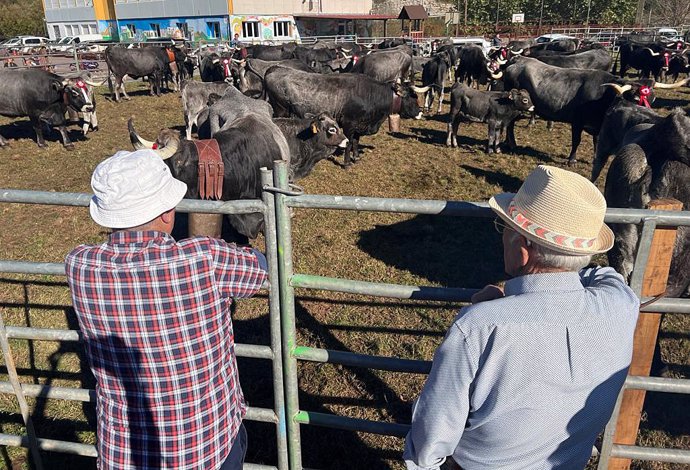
[88, 24, 98, 34]
[150, 23, 161, 37]
[242, 21, 259, 39]
[53, 25, 61, 38]
[274, 21, 290, 37]
[127, 24, 136, 34]
[207, 21, 221, 39]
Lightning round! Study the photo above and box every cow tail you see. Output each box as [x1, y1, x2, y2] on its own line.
[106, 63, 114, 99]
[611, 48, 620, 75]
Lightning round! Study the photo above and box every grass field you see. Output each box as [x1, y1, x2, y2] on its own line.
[0, 80, 688, 470]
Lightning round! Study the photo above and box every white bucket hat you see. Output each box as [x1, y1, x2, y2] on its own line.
[89, 149, 188, 229]
[489, 165, 614, 255]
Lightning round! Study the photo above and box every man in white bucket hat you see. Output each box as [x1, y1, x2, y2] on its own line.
[404, 165, 640, 470]
[65, 150, 267, 470]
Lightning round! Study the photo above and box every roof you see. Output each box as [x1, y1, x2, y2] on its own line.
[293, 13, 397, 20]
[398, 5, 428, 20]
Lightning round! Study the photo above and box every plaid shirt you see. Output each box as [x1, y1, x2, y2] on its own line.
[65, 231, 267, 470]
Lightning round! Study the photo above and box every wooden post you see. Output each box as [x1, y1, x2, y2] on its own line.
[609, 198, 682, 470]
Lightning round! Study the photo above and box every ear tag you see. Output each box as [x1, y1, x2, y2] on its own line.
[311, 123, 319, 134]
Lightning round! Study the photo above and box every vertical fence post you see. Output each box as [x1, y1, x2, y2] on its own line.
[0, 309, 44, 470]
[72, 46, 80, 72]
[261, 168, 289, 470]
[273, 162, 303, 470]
[604, 198, 682, 470]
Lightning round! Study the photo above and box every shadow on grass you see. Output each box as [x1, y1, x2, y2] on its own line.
[652, 96, 690, 110]
[460, 165, 523, 193]
[0, 120, 87, 147]
[357, 215, 506, 289]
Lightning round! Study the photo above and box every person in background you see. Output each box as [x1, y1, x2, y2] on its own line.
[403, 165, 640, 470]
[492, 33, 502, 47]
[65, 149, 267, 470]
[231, 32, 241, 48]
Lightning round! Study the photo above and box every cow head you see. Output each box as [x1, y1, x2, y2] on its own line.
[485, 60, 503, 80]
[400, 83, 428, 119]
[61, 78, 95, 113]
[507, 89, 534, 112]
[603, 78, 689, 108]
[306, 113, 348, 149]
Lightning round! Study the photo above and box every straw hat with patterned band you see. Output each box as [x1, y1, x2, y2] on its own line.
[488, 165, 614, 255]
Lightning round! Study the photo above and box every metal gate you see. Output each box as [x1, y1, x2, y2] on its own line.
[0, 161, 689, 469]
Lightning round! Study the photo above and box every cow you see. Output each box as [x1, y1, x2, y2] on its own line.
[234, 58, 314, 95]
[421, 50, 451, 113]
[591, 91, 663, 182]
[532, 48, 612, 71]
[245, 44, 293, 61]
[64, 72, 104, 136]
[264, 65, 427, 167]
[529, 38, 580, 53]
[604, 108, 690, 297]
[293, 45, 338, 72]
[456, 45, 500, 88]
[105, 45, 167, 101]
[615, 41, 676, 81]
[207, 85, 274, 137]
[0, 69, 93, 148]
[199, 53, 234, 83]
[378, 38, 407, 49]
[181, 80, 233, 140]
[350, 48, 412, 83]
[668, 52, 689, 81]
[128, 113, 347, 240]
[446, 83, 534, 153]
[503, 56, 687, 164]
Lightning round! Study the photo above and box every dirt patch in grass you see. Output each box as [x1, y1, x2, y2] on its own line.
[0, 81, 688, 469]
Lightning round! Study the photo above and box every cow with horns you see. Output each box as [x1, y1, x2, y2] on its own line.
[128, 113, 347, 240]
[105, 45, 168, 101]
[0, 68, 97, 148]
[264, 65, 427, 167]
[503, 56, 688, 165]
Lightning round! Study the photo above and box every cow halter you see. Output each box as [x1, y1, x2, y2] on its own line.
[663, 52, 670, 68]
[637, 86, 651, 108]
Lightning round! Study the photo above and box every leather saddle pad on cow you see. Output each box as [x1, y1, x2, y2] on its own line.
[194, 139, 224, 200]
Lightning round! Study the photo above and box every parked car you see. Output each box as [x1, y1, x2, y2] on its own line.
[535, 33, 576, 44]
[51, 34, 103, 53]
[451, 36, 492, 55]
[657, 27, 680, 40]
[2, 36, 51, 53]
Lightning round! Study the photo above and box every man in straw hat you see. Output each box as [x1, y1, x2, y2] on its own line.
[404, 165, 640, 470]
[65, 150, 267, 470]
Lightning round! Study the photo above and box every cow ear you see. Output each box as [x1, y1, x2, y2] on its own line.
[509, 89, 519, 100]
[53, 80, 66, 92]
[304, 112, 316, 119]
[310, 121, 319, 134]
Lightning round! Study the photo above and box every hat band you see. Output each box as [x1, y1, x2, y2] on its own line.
[508, 201, 597, 250]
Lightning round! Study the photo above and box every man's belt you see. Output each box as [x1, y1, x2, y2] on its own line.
[194, 139, 224, 200]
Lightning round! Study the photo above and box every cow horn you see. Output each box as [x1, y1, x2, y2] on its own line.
[496, 57, 507, 65]
[644, 48, 660, 56]
[128, 118, 156, 150]
[84, 78, 107, 87]
[511, 48, 524, 54]
[412, 85, 430, 93]
[602, 83, 632, 95]
[491, 70, 503, 79]
[654, 77, 690, 88]
[341, 47, 352, 53]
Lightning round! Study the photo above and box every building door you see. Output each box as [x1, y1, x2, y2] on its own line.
[207, 21, 221, 39]
[53, 25, 61, 39]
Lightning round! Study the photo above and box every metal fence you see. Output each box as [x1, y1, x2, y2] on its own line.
[0, 177, 289, 470]
[1, 163, 690, 468]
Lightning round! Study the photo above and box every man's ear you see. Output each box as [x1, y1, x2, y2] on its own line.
[160, 208, 175, 224]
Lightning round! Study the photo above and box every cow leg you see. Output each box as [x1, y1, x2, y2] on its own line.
[31, 117, 48, 148]
[506, 120, 518, 152]
[424, 91, 431, 112]
[437, 85, 444, 114]
[119, 78, 130, 101]
[185, 114, 194, 141]
[113, 77, 121, 102]
[528, 111, 536, 126]
[546, 120, 554, 131]
[0, 133, 9, 147]
[352, 137, 361, 162]
[567, 123, 584, 165]
[57, 125, 74, 150]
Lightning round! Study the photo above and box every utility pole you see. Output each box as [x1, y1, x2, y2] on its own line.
[585, 0, 592, 34]
[496, 0, 500, 29]
[635, 0, 646, 25]
[538, 0, 545, 35]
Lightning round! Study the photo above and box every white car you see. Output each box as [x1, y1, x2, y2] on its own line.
[451, 37, 492, 55]
[3, 36, 51, 53]
[535, 33, 576, 44]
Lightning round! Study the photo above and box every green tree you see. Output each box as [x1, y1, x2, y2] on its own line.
[0, 0, 46, 38]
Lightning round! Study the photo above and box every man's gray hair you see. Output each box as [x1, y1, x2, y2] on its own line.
[530, 241, 592, 271]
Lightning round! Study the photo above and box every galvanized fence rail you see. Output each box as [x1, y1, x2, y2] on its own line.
[2, 172, 690, 468]
[269, 161, 690, 470]
[0, 176, 289, 470]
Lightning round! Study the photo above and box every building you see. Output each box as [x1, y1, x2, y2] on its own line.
[42, 0, 376, 42]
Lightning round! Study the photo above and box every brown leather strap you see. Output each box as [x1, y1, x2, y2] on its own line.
[194, 139, 224, 200]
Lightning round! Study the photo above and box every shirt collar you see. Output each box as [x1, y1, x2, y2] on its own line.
[108, 230, 175, 246]
[504, 271, 583, 297]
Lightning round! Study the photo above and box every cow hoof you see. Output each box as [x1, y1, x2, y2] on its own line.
[37, 143, 47, 149]
[343, 162, 353, 169]
[487, 148, 494, 154]
[495, 147, 502, 154]
[124, 96, 131, 101]
[567, 159, 577, 167]
[64, 144, 75, 151]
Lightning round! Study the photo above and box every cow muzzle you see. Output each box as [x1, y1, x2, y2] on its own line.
[81, 105, 94, 113]
[338, 137, 349, 148]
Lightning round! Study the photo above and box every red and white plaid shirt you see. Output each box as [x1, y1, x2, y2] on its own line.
[65, 231, 267, 470]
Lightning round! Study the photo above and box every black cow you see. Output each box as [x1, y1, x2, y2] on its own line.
[105, 45, 167, 101]
[456, 45, 500, 88]
[0, 69, 93, 148]
[199, 53, 234, 83]
[421, 50, 451, 113]
[128, 113, 347, 239]
[350, 49, 412, 83]
[591, 93, 663, 182]
[265, 66, 426, 167]
[604, 108, 690, 297]
[616, 41, 674, 81]
[503, 56, 687, 164]
[245, 44, 293, 61]
[235, 58, 314, 95]
[378, 38, 407, 49]
[532, 48, 612, 71]
[668, 52, 689, 81]
[446, 83, 534, 153]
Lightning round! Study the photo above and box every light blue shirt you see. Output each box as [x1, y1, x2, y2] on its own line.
[403, 267, 640, 470]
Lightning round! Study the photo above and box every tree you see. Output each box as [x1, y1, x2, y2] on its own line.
[0, 0, 46, 38]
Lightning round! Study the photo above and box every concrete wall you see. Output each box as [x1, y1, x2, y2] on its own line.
[44, 7, 97, 23]
[114, 0, 229, 19]
[232, 0, 373, 15]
